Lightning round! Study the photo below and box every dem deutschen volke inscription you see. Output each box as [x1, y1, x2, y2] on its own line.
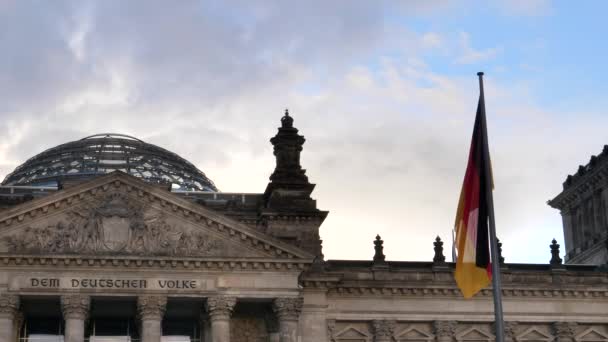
[23, 277, 204, 290]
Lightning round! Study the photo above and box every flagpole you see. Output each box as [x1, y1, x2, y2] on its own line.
[477, 72, 505, 342]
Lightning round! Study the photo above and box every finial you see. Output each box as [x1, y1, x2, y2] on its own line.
[433, 236, 446, 264]
[477, 72, 484, 76]
[497, 238, 505, 265]
[550, 238, 563, 266]
[373, 234, 386, 264]
[280, 108, 294, 128]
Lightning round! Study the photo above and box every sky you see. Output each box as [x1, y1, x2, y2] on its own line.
[0, 0, 607, 263]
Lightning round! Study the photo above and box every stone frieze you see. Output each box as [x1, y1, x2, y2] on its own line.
[2, 192, 224, 257]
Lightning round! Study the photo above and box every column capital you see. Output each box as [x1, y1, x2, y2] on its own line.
[61, 294, 90, 320]
[433, 320, 457, 342]
[553, 322, 577, 342]
[272, 297, 303, 321]
[137, 295, 167, 321]
[0, 294, 19, 318]
[205, 296, 237, 321]
[372, 320, 396, 341]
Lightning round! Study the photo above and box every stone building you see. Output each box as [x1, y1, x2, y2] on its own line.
[0, 112, 606, 342]
[549, 147, 608, 264]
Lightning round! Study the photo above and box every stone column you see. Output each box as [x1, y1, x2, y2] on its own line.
[0, 294, 19, 342]
[61, 295, 90, 342]
[205, 296, 237, 342]
[137, 296, 167, 342]
[433, 321, 456, 342]
[273, 297, 303, 342]
[299, 290, 328, 342]
[372, 320, 396, 342]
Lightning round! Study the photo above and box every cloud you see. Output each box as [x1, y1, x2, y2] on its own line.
[0, 0, 590, 264]
[455, 32, 503, 64]
[497, 0, 552, 16]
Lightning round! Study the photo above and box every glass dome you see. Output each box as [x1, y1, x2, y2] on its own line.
[1, 133, 218, 192]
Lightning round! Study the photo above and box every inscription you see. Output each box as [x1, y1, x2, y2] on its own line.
[28, 277, 198, 290]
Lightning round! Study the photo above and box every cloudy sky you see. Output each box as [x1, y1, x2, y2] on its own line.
[1, 0, 606, 263]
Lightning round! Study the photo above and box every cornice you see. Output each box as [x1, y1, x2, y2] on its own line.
[0, 255, 310, 271]
[325, 286, 608, 299]
[549, 167, 608, 210]
[0, 172, 315, 260]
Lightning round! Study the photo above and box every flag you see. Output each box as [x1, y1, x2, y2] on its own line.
[454, 96, 493, 299]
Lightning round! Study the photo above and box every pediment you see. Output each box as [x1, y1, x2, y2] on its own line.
[396, 327, 434, 341]
[456, 328, 494, 341]
[517, 328, 553, 341]
[0, 172, 313, 260]
[335, 326, 371, 339]
[576, 328, 608, 342]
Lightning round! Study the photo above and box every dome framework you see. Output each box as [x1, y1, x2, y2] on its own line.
[1, 133, 218, 192]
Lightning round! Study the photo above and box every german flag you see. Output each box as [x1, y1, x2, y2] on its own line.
[454, 96, 493, 299]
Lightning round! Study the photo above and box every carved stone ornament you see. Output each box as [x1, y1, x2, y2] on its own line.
[504, 322, 519, 341]
[553, 322, 577, 342]
[137, 295, 167, 321]
[0, 294, 19, 317]
[272, 297, 303, 321]
[3, 192, 223, 256]
[61, 295, 90, 320]
[206, 296, 237, 320]
[327, 319, 337, 342]
[372, 320, 396, 341]
[434, 321, 457, 340]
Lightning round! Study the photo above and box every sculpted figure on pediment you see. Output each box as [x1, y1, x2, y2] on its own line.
[3, 192, 224, 257]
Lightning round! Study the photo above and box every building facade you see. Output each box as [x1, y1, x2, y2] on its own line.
[0, 113, 606, 342]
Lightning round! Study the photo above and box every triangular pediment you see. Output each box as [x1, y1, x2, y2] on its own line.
[335, 326, 371, 339]
[517, 327, 553, 341]
[396, 327, 434, 341]
[456, 328, 494, 341]
[0, 172, 313, 260]
[577, 328, 608, 342]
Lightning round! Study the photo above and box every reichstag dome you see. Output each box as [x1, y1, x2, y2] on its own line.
[1, 133, 218, 192]
[0, 113, 606, 342]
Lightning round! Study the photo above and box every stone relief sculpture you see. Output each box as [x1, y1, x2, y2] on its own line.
[3, 193, 222, 256]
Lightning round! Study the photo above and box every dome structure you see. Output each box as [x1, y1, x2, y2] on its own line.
[1, 133, 218, 192]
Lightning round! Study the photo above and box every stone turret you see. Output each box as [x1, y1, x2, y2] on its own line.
[264, 110, 316, 209]
[259, 110, 327, 259]
[549, 145, 608, 264]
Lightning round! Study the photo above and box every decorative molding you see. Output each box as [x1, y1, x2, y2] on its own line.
[326, 286, 608, 299]
[0, 294, 19, 318]
[137, 295, 167, 321]
[61, 294, 90, 320]
[272, 297, 303, 321]
[206, 296, 237, 320]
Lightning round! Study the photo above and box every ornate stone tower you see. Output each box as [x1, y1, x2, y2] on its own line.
[549, 145, 608, 264]
[260, 110, 327, 260]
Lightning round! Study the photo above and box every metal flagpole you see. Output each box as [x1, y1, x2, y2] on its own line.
[477, 72, 505, 342]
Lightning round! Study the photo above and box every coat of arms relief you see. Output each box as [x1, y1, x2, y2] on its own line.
[2, 192, 224, 256]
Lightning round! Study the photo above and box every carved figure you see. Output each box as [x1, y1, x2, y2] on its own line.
[3, 192, 223, 257]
